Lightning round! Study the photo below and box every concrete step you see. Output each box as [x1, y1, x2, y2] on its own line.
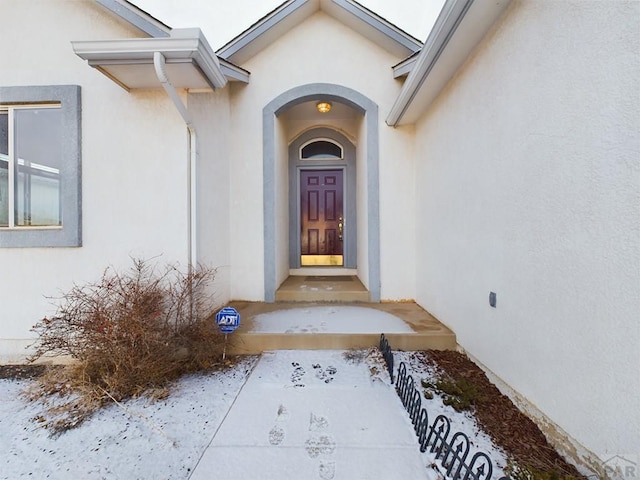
[275, 276, 370, 302]
[226, 301, 457, 355]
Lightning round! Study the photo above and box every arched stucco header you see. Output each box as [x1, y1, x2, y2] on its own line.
[263, 83, 380, 302]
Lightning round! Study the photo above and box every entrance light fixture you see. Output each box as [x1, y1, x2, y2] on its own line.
[316, 101, 332, 113]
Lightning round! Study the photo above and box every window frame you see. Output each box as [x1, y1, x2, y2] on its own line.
[0, 85, 81, 247]
[299, 138, 344, 160]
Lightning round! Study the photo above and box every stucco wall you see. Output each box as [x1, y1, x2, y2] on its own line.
[0, 1, 190, 360]
[227, 11, 416, 300]
[414, 0, 639, 465]
[189, 90, 233, 306]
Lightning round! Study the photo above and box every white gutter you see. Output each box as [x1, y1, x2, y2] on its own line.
[386, 0, 474, 126]
[386, 0, 512, 126]
[153, 51, 197, 271]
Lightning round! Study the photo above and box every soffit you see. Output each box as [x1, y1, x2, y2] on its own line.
[72, 29, 227, 90]
[216, 0, 423, 65]
[90, 1, 249, 86]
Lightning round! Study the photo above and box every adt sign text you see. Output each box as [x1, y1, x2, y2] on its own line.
[216, 307, 241, 334]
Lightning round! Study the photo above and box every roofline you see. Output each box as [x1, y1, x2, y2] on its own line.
[386, 0, 511, 126]
[332, 0, 422, 54]
[217, 0, 423, 64]
[216, 0, 307, 60]
[392, 51, 419, 79]
[219, 59, 251, 83]
[95, 0, 171, 38]
[387, 0, 474, 126]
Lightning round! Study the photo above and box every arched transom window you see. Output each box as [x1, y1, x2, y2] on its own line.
[300, 139, 343, 160]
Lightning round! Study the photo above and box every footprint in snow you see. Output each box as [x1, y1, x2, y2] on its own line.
[312, 364, 337, 383]
[309, 412, 329, 431]
[305, 435, 336, 458]
[268, 426, 285, 445]
[276, 404, 290, 422]
[291, 362, 306, 387]
[268, 404, 290, 445]
[319, 461, 336, 480]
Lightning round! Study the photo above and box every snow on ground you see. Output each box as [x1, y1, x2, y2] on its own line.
[0, 357, 257, 480]
[395, 351, 509, 479]
[251, 306, 414, 333]
[0, 349, 507, 479]
[191, 349, 429, 480]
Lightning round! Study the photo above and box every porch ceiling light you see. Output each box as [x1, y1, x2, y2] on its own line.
[316, 101, 332, 113]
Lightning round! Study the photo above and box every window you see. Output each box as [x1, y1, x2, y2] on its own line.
[300, 139, 343, 160]
[0, 85, 81, 247]
[1, 106, 63, 227]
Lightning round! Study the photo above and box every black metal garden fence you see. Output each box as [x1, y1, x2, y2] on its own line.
[378, 334, 511, 480]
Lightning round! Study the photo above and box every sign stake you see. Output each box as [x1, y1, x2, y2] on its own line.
[222, 333, 228, 362]
[215, 306, 240, 363]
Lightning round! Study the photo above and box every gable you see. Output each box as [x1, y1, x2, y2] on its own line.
[216, 0, 423, 65]
[237, 11, 402, 98]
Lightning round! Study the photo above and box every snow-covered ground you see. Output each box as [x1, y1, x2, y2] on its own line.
[252, 306, 414, 333]
[0, 357, 257, 480]
[396, 351, 508, 479]
[0, 349, 507, 480]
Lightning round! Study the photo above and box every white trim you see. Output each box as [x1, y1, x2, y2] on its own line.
[7, 109, 15, 229]
[95, 0, 171, 38]
[387, 0, 512, 126]
[328, 0, 422, 55]
[392, 55, 418, 78]
[217, 0, 423, 65]
[218, 59, 251, 83]
[72, 28, 227, 90]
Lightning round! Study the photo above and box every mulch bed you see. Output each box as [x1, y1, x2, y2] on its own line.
[424, 350, 585, 479]
[0, 364, 50, 380]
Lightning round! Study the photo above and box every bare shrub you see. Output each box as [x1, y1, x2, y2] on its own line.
[27, 259, 223, 433]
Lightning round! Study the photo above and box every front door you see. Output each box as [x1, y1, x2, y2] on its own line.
[300, 169, 344, 266]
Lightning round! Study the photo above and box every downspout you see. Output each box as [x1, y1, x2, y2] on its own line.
[153, 52, 197, 272]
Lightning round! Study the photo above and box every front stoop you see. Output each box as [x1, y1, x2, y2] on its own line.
[275, 275, 370, 302]
[227, 301, 457, 355]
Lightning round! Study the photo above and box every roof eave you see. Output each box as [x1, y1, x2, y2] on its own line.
[95, 0, 171, 38]
[326, 0, 422, 58]
[72, 28, 227, 90]
[386, 0, 512, 127]
[217, 0, 423, 65]
[392, 54, 418, 79]
[219, 59, 251, 83]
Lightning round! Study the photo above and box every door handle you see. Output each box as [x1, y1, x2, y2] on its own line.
[338, 215, 343, 241]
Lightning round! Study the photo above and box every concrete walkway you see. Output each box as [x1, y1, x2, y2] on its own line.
[190, 350, 430, 480]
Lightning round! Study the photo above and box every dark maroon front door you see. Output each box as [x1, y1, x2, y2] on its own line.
[300, 169, 344, 260]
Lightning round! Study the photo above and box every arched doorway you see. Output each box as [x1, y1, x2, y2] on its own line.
[289, 128, 356, 269]
[263, 83, 380, 302]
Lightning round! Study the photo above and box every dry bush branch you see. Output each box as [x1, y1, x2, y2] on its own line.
[27, 259, 224, 433]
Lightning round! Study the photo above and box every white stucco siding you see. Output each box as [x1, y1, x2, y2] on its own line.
[190, 90, 233, 305]
[414, 0, 639, 464]
[379, 123, 416, 300]
[0, 1, 190, 360]
[228, 11, 416, 300]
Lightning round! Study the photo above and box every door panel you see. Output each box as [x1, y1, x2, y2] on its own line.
[301, 170, 343, 264]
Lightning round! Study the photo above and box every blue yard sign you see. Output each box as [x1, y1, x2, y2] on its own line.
[215, 307, 241, 334]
